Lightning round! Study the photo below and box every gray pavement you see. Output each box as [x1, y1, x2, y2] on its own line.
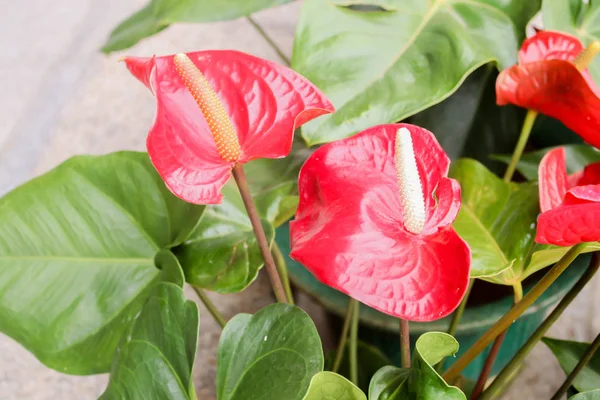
[0, 1, 598, 398]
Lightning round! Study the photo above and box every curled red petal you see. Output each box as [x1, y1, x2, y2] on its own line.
[576, 161, 600, 186]
[423, 177, 461, 232]
[290, 124, 470, 321]
[538, 147, 568, 213]
[519, 31, 583, 64]
[564, 184, 600, 205]
[497, 60, 600, 148]
[536, 202, 600, 246]
[124, 50, 334, 204]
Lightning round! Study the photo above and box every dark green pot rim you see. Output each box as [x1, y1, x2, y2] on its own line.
[276, 223, 587, 335]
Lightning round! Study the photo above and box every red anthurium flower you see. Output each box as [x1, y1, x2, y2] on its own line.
[289, 124, 471, 321]
[124, 51, 334, 204]
[496, 31, 600, 148]
[537, 147, 600, 246]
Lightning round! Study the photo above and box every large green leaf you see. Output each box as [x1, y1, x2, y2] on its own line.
[217, 303, 323, 400]
[102, 0, 294, 53]
[0, 151, 203, 374]
[100, 282, 199, 399]
[543, 337, 600, 393]
[492, 145, 600, 181]
[572, 390, 600, 400]
[369, 332, 465, 400]
[543, 0, 600, 84]
[292, 0, 540, 146]
[303, 372, 366, 400]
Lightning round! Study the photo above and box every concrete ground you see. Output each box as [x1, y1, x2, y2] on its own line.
[0, 1, 598, 399]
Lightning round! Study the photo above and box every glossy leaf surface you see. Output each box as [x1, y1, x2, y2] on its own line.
[543, 337, 600, 393]
[303, 372, 366, 400]
[0, 152, 203, 374]
[100, 282, 199, 399]
[291, 124, 470, 321]
[216, 304, 323, 400]
[571, 390, 600, 400]
[292, 0, 540, 145]
[102, 0, 294, 52]
[124, 50, 333, 204]
[369, 332, 465, 400]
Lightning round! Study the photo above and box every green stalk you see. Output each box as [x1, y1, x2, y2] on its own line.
[551, 332, 600, 400]
[436, 279, 474, 372]
[272, 244, 295, 304]
[332, 299, 358, 373]
[350, 300, 360, 385]
[503, 110, 538, 182]
[246, 16, 291, 65]
[443, 243, 586, 382]
[192, 286, 227, 328]
[400, 318, 411, 368]
[480, 252, 600, 400]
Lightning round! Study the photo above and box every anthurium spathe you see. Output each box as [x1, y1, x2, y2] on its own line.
[124, 50, 334, 204]
[496, 31, 600, 148]
[289, 124, 471, 321]
[537, 147, 600, 246]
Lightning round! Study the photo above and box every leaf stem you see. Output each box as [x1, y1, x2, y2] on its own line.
[436, 279, 474, 372]
[192, 286, 227, 328]
[272, 244, 295, 304]
[443, 243, 586, 382]
[471, 283, 522, 399]
[246, 16, 291, 66]
[480, 252, 600, 400]
[231, 164, 288, 303]
[399, 319, 411, 368]
[332, 299, 358, 373]
[551, 331, 600, 400]
[503, 110, 538, 182]
[350, 299, 360, 385]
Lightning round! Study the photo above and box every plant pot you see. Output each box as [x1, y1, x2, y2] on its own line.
[276, 222, 587, 381]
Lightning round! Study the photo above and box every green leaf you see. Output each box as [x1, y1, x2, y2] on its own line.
[492, 145, 600, 181]
[217, 303, 323, 400]
[303, 371, 366, 400]
[449, 158, 539, 281]
[102, 0, 294, 53]
[543, 0, 600, 84]
[571, 390, 600, 400]
[0, 151, 203, 374]
[292, 0, 540, 146]
[369, 332, 465, 400]
[325, 340, 392, 393]
[543, 337, 600, 393]
[100, 282, 199, 400]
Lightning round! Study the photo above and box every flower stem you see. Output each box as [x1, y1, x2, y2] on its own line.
[350, 300, 360, 385]
[443, 243, 586, 382]
[231, 164, 288, 304]
[192, 286, 227, 328]
[470, 283, 523, 399]
[551, 332, 600, 400]
[480, 252, 600, 400]
[399, 319, 411, 368]
[272, 244, 295, 304]
[503, 110, 538, 182]
[246, 16, 291, 66]
[436, 279, 474, 372]
[332, 299, 358, 373]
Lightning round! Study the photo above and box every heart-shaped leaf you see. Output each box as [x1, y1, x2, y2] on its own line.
[543, 337, 600, 393]
[100, 282, 199, 400]
[571, 390, 600, 400]
[292, 0, 540, 146]
[217, 303, 323, 400]
[369, 332, 465, 400]
[492, 145, 600, 181]
[102, 0, 294, 53]
[0, 151, 203, 374]
[325, 340, 392, 393]
[303, 372, 366, 400]
[543, 0, 600, 84]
